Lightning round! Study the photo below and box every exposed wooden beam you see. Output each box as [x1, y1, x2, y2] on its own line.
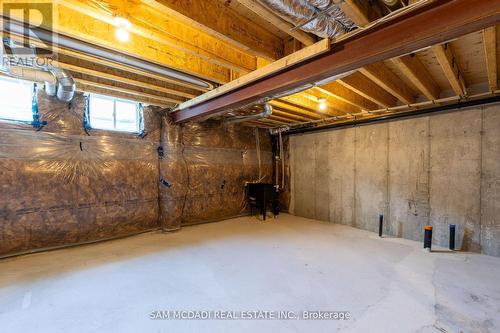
[483, 27, 498, 92]
[0, 3, 230, 84]
[359, 62, 416, 104]
[176, 39, 330, 110]
[58, 6, 230, 83]
[143, 0, 284, 60]
[261, 117, 290, 125]
[269, 114, 300, 124]
[76, 84, 172, 108]
[301, 91, 360, 114]
[53, 61, 195, 100]
[281, 94, 345, 117]
[173, 0, 500, 122]
[75, 78, 181, 105]
[338, 72, 398, 108]
[270, 101, 324, 120]
[61, 0, 256, 74]
[236, 0, 316, 46]
[431, 44, 467, 97]
[392, 55, 441, 101]
[333, 0, 382, 26]
[272, 109, 312, 122]
[315, 82, 379, 110]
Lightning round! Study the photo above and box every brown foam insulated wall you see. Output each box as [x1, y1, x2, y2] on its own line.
[0, 89, 273, 257]
[0, 91, 161, 256]
[159, 119, 273, 230]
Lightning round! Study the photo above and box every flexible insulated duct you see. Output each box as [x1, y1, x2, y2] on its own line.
[1, 39, 76, 102]
[257, 0, 356, 38]
[224, 103, 273, 124]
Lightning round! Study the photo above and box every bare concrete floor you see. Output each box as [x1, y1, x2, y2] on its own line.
[0, 214, 499, 333]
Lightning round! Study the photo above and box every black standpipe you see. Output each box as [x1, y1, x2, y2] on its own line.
[424, 225, 433, 251]
[449, 224, 456, 250]
[379, 215, 384, 238]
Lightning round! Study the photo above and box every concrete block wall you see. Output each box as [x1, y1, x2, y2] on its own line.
[289, 103, 500, 257]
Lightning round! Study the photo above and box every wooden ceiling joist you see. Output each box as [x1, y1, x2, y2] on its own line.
[53, 61, 195, 100]
[271, 109, 314, 122]
[75, 78, 181, 105]
[270, 101, 324, 120]
[392, 55, 441, 101]
[235, 0, 316, 46]
[358, 62, 416, 105]
[483, 27, 498, 92]
[301, 91, 359, 115]
[76, 84, 173, 108]
[142, 0, 284, 60]
[61, 0, 257, 75]
[315, 83, 379, 111]
[338, 72, 398, 108]
[54, 5, 231, 84]
[337, 0, 384, 26]
[432, 44, 467, 97]
[279, 94, 343, 117]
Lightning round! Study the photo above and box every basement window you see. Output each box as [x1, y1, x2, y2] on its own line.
[0, 76, 35, 123]
[88, 94, 142, 133]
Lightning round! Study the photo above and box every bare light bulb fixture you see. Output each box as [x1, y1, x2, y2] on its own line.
[318, 98, 327, 111]
[114, 16, 132, 42]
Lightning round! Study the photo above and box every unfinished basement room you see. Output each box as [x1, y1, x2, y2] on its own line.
[1, 0, 500, 332]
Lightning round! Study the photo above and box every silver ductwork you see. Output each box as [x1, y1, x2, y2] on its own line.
[224, 103, 273, 124]
[1, 41, 75, 102]
[46, 67, 76, 102]
[257, 0, 356, 38]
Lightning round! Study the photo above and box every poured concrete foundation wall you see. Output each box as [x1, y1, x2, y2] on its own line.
[0, 90, 272, 257]
[289, 104, 500, 257]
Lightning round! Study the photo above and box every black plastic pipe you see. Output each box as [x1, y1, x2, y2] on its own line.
[424, 225, 433, 251]
[449, 224, 456, 250]
[379, 214, 384, 238]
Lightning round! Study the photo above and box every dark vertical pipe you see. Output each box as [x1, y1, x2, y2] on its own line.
[449, 224, 456, 250]
[379, 215, 384, 237]
[424, 225, 433, 251]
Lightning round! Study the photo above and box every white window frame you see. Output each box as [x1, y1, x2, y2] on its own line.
[0, 75, 35, 123]
[88, 94, 142, 133]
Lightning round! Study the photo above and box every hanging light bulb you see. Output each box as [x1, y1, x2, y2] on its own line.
[318, 98, 327, 111]
[114, 16, 132, 42]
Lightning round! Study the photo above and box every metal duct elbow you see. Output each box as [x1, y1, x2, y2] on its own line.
[225, 103, 273, 125]
[48, 67, 75, 102]
[257, 0, 356, 38]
